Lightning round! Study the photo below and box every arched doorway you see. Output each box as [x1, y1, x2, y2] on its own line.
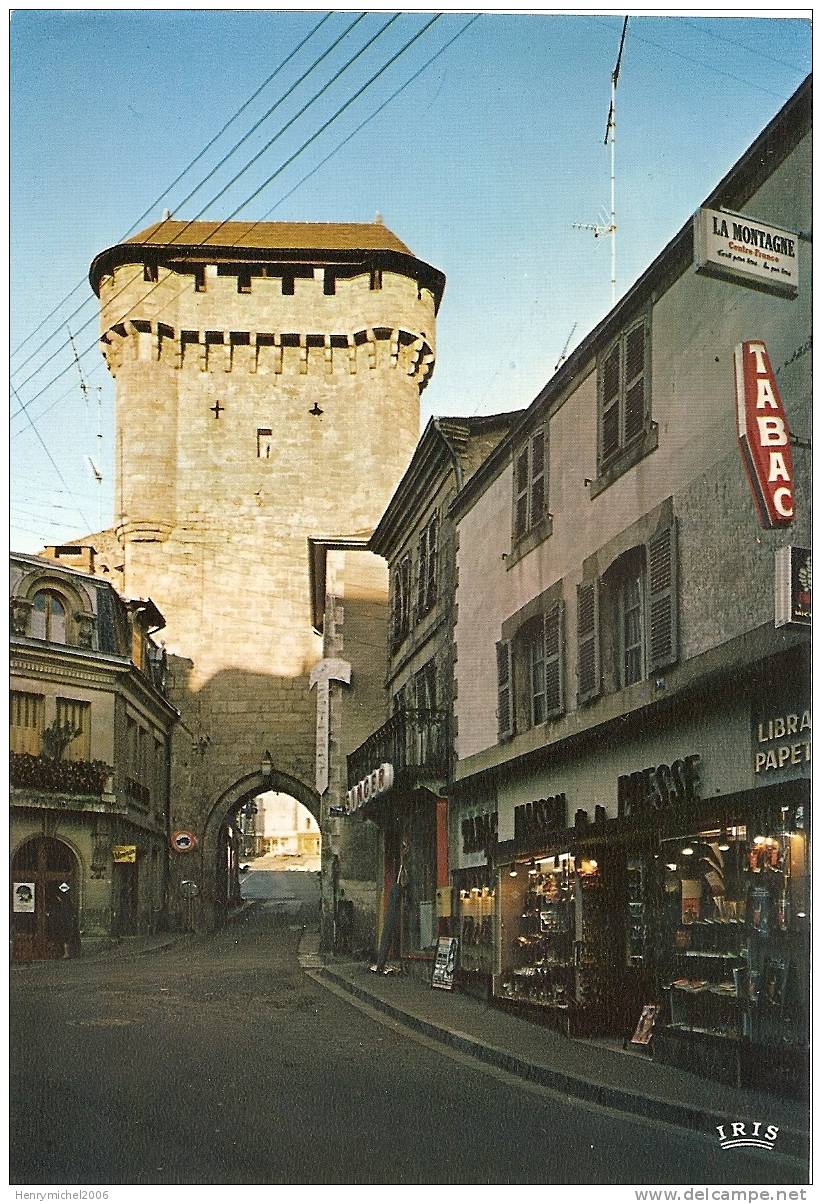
[197, 768, 321, 931]
[11, 837, 80, 961]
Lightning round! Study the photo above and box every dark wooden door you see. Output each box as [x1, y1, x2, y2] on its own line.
[11, 837, 79, 961]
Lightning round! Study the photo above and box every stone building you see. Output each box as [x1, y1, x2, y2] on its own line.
[343, 414, 521, 973]
[87, 218, 444, 929]
[449, 79, 810, 1094]
[10, 548, 177, 958]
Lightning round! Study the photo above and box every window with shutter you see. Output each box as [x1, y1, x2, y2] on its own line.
[526, 622, 546, 726]
[392, 556, 411, 650]
[10, 691, 45, 755]
[512, 426, 549, 542]
[577, 580, 601, 704]
[598, 317, 650, 473]
[646, 520, 678, 672]
[496, 640, 513, 740]
[416, 514, 439, 620]
[56, 698, 91, 762]
[544, 602, 565, 718]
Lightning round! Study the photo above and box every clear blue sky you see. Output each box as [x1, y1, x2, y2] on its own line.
[9, 9, 812, 552]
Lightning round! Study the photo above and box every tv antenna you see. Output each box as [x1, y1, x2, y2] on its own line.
[572, 16, 628, 308]
[554, 323, 578, 371]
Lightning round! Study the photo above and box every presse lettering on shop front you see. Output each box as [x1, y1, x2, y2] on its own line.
[617, 755, 701, 819]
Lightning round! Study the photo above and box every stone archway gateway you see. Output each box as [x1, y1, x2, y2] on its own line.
[182, 768, 320, 931]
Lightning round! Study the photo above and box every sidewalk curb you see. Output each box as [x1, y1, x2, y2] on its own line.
[316, 964, 809, 1163]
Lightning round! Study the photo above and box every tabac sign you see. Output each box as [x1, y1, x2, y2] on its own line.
[734, 341, 794, 529]
[694, 207, 799, 298]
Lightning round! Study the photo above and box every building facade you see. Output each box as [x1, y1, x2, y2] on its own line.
[88, 219, 444, 929]
[450, 80, 810, 1093]
[10, 548, 177, 958]
[344, 414, 521, 973]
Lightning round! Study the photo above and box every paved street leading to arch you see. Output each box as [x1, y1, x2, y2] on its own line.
[10, 885, 805, 1186]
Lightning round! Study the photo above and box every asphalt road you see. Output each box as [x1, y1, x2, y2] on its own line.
[10, 889, 807, 1187]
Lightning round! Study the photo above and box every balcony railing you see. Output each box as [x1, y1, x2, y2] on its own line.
[10, 752, 112, 797]
[347, 707, 448, 791]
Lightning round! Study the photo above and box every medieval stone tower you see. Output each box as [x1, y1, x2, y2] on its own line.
[89, 219, 444, 925]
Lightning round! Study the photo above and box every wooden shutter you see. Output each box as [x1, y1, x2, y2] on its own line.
[496, 639, 514, 740]
[426, 516, 438, 611]
[577, 580, 601, 704]
[600, 342, 621, 464]
[646, 520, 678, 672]
[56, 698, 91, 762]
[10, 691, 44, 755]
[514, 446, 529, 538]
[544, 602, 565, 718]
[529, 430, 546, 527]
[624, 321, 646, 445]
[416, 529, 428, 619]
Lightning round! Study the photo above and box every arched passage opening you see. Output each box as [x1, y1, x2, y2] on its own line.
[196, 768, 321, 931]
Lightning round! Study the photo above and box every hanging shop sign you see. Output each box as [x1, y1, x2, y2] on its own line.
[513, 794, 566, 847]
[753, 701, 811, 779]
[617, 756, 701, 820]
[345, 762, 394, 813]
[12, 882, 35, 913]
[170, 830, 198, 854]
[431, 936, 459, 991]
[461, 811, 498, 855]
[112, 845, 137, 864]
[694, 207, 799, 298]
[734, 341, 794, 530]
[775, 545, 811, 628]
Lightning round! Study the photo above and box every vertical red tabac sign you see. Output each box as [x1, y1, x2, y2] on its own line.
[734, 340, 794, 529]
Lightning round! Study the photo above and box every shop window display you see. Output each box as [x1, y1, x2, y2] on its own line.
[656, 816, 809, 1092]
[456, 874, 495, 977]
[496, 854, 607, 1036]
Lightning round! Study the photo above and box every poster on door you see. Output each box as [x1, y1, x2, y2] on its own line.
[13, 882, 35, 913]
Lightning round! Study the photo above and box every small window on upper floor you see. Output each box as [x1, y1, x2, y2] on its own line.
[257, 428, 273, 459]
[143, 261, 159, 283]
[237, 269, 252, 294]
[193, 267, 206, 292]
[370, 268, 383, 291]
[391, 555, 412, 652]
[416, 513, 439, 621]
[282, 275, 295, 296]
[10, 690, 45, 756]
[597, 315, 652, 478]
[31, 590, 68, 644]
[323, 270, 336, 296]
[513, 425, 547, 543]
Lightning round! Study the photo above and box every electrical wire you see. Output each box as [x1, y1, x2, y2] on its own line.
[11, 11, 378, 393]
[10, 12, 335, 362]
[10, 13, 443, 426]
[11, 384, 93, 530]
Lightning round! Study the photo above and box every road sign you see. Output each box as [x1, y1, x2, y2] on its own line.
[170, 830, 197, 854]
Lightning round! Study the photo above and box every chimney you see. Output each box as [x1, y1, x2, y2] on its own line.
[43, 545, 96, 574]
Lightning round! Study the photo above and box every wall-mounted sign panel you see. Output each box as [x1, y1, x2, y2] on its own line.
[345, 762, 394, 813]
[775, 545, 811, 628]
[112, 845, 137, 864]
[694, 207, 799, 298]
[734, 341, 794, 530]
[13, 882, 35, 913]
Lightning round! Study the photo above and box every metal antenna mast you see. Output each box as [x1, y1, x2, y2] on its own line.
[573, 16, 628, 308]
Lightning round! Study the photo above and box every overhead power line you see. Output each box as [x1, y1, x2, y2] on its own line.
[11, 11, 373, 391]
[10, 11, 335, 363]
[11, 13, 444, 427]
[11, 383, 93, 531]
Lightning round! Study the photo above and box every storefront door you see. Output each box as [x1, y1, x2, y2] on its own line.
[113, 860, 139, 936]
[11, 837, 79, 961]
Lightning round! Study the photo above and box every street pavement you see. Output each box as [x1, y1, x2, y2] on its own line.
[10, 889, 807, 1186]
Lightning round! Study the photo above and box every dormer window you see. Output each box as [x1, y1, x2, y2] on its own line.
[31, 591, 67, 644]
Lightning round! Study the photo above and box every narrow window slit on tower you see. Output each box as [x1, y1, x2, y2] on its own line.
[257, 429, 273, 459]
[282, 276, 295, 296]
[194, 267, 206, 292]
[323, 271, 336, 296]
[238, 269, 252, 294]
[143, 261, 159, 283]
